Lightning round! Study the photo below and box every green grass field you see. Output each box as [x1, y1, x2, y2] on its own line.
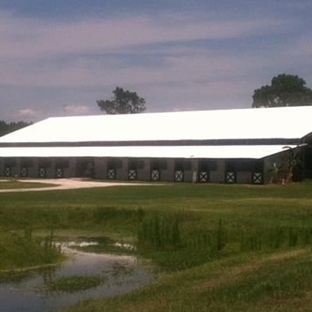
[0, 178, 57, 190]
[1, 181, 312, 311]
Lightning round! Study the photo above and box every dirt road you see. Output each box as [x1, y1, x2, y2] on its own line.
[0, 178, 150, 193]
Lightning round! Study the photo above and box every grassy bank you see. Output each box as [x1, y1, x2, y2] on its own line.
[63, 248, 312, 312]
[1, 181, 312, 310]
[0, 229, 63, 276]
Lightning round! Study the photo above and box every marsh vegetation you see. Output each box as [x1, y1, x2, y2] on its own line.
[0, 229, 62, 274]
[1, 181, 312, 311]
[44, 275, 106, 293]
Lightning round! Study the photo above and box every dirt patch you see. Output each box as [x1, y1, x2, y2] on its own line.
[0, 178, 154, 193]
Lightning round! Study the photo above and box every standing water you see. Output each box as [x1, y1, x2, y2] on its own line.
[0, 243, 156, 311]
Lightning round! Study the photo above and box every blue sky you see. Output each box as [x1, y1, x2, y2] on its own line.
[0, 0, 311, 121]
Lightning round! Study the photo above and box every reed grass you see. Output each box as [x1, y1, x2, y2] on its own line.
[136, 211, 312, 271]
[0, 228, 63, 272]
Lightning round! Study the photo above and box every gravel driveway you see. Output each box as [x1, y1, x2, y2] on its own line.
[0, 178, 149, 193]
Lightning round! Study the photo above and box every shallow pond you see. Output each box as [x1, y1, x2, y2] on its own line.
[0, 243, 156, 311]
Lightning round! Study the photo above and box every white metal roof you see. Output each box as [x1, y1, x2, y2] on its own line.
[0, 106, 312, 144]
[0, 145, 299, 159]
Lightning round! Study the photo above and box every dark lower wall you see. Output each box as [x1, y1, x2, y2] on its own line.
[0, 157, 268, 184]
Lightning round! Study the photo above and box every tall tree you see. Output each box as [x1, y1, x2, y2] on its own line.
[252, 74, 312, 108]
[97, 87, 146, 114]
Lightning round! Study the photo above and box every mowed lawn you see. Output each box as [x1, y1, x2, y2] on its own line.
[1, 181, 312, 311]
[0, 178, 57, 190]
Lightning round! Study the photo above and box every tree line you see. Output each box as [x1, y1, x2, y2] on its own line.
[0, 121, 32, 137]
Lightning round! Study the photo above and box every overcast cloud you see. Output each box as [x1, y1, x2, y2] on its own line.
[0, 0, 311, 121]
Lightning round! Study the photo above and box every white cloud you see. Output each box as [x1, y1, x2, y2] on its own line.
[0, 10, 295, 91]
[63, 105, 92, 116]
[0, 9, 307, 120]
[6, 108, 43, 122]
[18, 108, 37, 117]
[0, 11, 288, 60]
[0, 49, 283, 88]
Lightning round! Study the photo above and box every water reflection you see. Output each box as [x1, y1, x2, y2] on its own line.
[0, 244, 156, 312]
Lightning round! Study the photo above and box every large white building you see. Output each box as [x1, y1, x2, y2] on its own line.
[0, 106, 311, 184]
